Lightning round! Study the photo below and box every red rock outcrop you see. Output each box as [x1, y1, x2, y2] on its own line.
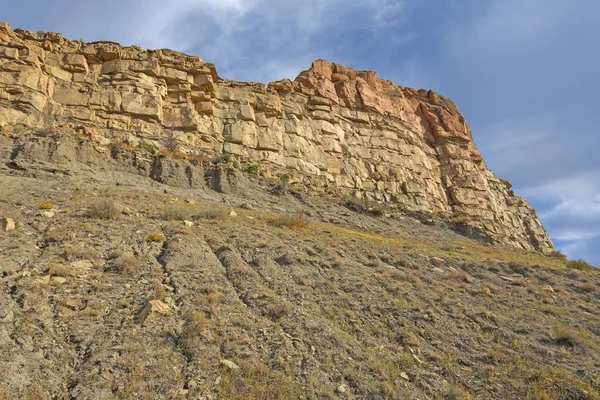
[0, 23, 553, 252]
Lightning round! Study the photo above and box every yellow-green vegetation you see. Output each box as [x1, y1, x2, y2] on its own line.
[39, 203, 54, 209]
[268, 215, 309, 230]
[145, 233, 164, 243]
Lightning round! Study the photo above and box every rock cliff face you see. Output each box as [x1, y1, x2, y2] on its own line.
[0, 22, 553, 252]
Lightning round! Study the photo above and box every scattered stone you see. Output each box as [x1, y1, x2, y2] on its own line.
[1, 310, 14, 323]
[336, 384, 348, 394]
[219, 359, 240, 370]
[431, 257, 445, 264]
[51, 276, 67, 285]
[187, 380, 198, 390]
[229, 210, 238, 217]
[71, 260, 93, 271]
[542, 285, 554, 293]
[41, 210, 55, 218]
[184, 220, 194, 227]
[185, 199, 197, 205]
[240, 204, 253, 210]
[137, 300, 171, 323]
[400, 372, 410, 381]
[1, 217, 15, 231]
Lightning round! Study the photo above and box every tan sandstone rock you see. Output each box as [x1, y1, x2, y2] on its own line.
[0, 22, 554, 253]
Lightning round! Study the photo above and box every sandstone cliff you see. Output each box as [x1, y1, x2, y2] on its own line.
[0, 22, 552, 252]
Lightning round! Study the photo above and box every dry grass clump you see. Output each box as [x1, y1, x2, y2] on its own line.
[217, 363, 303, 400]
[268, 303, 291, 321]
[86, 199, 120, 220]
[566, 259, 595, 272]
[162, 203, 190, 221]
[114, 254, 142, 276]
[181, 311, 212, 358]
[268, 215, 309, 231]
[554, 326, 586, 350]
[194, 207, 228, 220]
[39, 203, 54, 210]
[548, 250, 568, 260]
[48, 264, 72, 277]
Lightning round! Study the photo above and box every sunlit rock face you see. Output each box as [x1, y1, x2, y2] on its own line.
[0, 22, 553, 252]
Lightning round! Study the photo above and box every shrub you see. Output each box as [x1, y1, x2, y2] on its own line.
[566, 259, 594, 272]
[548, 250, 568, 260]
[39, 203, 54, 210]
[268, 215, 309, 231]
[48, 264, 72, 277]
[87, 199, 120, 220]
[268, 303, 291, 321]
[145, 233, 164, 243]
[194, 207, 228, 220]
[245, 164, 259, 175]
[114, 255, 142, 276]
[554, 326, 586, 349]
[162, 203, 190, 221]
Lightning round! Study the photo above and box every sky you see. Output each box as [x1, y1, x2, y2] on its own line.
[4, 0, 600, 265]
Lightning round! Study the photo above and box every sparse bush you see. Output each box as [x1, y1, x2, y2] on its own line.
[548, 250, 568, 260]
[245, 165, 259, 175]
[48, 264, 72, 277]
[114, 254, 142, 276]
[138, 141, 156, 154]
[554, 326, 586, 350]
[566, 259, 594, 272]
[39, 203, 54, 210]
[87, 199, 120, 220]
[181, 311, 212, 358]
[268, 215, 309, 231]
[162, 203, 190, 221]
[268, 303, 291, 321]
[194, 207, 228, 220]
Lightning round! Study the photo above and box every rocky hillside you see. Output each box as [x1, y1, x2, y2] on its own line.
[2, 23, 598, 400]
[0, 22, 552, 253]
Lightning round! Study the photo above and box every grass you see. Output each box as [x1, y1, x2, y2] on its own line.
[566, 259, 595, 272]
[268, 215, 309, 230]
[86, 199, 120, 220]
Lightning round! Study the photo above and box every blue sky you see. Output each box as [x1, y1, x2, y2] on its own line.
[5, 0, 600, 265]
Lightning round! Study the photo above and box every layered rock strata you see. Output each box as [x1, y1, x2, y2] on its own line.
[0, 22, 553, 252]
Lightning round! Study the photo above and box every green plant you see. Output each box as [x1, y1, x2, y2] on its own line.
[566, 259, 594, 272]
[245, 165, 259, 175]
[145, 233, 164, 243]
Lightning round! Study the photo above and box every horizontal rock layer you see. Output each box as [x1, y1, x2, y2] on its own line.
[0, 22, 553, 252]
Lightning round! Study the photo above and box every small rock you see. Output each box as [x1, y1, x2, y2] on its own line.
[64, 299, 79, 309]
[431, 257, 445, 264]
[1, 218, 15, 231]
[184, 220, 194, 227]
[336, 384, 348, 394]
[185, 199, 197, 205]
[42, 211, 55, 218]
[1, 311, 14, 323]
[229, 210, 238, 217]
[187, 380, 198, 390]
[240, 204, 253, 210]
[71, 260, 93, 271]
[542, 285, 554, 293]
[137, 300, 171, 323]
[220, 359, 240, 370]
[400, 372, 410, 381]
[51, 276, 67, 285]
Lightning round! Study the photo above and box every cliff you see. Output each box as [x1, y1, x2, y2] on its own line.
[0, 22, 553, 252]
